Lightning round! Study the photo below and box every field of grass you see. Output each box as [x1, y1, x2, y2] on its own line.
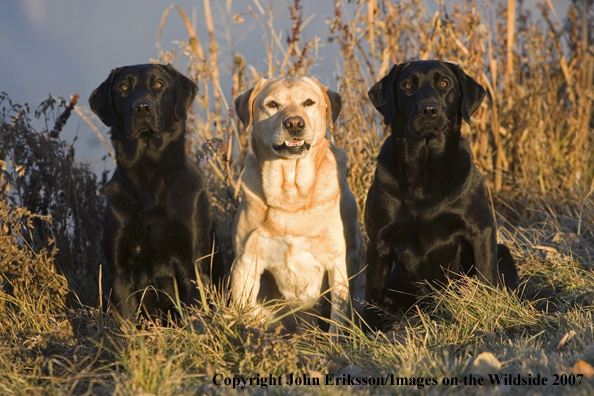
[1, 0, 594, 394]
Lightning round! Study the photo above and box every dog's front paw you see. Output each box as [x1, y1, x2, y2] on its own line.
[236, 303, 270, 327]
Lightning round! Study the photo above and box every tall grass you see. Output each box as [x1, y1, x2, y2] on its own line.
[0, 0, 593, 395]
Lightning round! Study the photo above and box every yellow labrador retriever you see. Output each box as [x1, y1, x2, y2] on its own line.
[232, 77, 364, 332]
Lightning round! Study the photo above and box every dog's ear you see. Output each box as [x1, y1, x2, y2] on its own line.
[310, 78, 342, 130]
[166, 64, 198, 121]
[446, 63, 486, 124]
[368, 63, 406, 126]
[89, 67, 122, 127]
[234, 79, 268, 132]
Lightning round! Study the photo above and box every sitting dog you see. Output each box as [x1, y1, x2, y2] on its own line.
[232, 77, 364, 333]
[89, 63, 224, 320]
[364, 60, 519, 330]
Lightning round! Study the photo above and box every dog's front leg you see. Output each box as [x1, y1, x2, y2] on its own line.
[362, 235, 394, 332]
[230, 253, 265, 311]
[112, 271, 140, 320]
[471, 226, 499, 286]
[328, 260, 351, 335]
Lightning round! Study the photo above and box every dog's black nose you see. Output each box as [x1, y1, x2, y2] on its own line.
[283, 116, 305, 134]
[133, 100, 152, 116]
[418, 103, 439, 118]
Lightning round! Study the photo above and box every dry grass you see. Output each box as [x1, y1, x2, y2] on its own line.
[0, 0, 593, 394]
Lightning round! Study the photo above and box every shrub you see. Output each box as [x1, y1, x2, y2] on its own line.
[0, 93, 105, 307]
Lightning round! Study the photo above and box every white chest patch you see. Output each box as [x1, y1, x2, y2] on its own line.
[259, 233, 325, 303]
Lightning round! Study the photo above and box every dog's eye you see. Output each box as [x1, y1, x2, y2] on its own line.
[155, 81, 163, 89]
[440, 80, 449, 88]
[303, 99, 315, 107]
[120, 84, 129, 92]
[266, 101, 279, 109]
[404, 83, 412, 90]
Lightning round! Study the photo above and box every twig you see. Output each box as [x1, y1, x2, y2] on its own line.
[73, 107, 116, 165]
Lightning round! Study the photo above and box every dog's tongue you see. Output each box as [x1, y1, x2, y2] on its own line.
[285, 139, 304, 147]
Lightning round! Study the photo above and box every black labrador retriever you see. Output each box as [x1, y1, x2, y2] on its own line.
[364, 60, 519, 331]
[89, 63, 224, 320]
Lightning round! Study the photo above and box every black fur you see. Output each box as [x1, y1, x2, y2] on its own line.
[364, 60, 519, 331]
[90, 64, 224, 320]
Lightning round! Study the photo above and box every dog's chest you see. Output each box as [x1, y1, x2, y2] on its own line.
[258, 233, 326, 302]
[388, 209, 468, 250]
[261, 160, 318, 209]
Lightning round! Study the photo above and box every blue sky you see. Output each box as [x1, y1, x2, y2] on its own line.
[0, 0, 569, 175]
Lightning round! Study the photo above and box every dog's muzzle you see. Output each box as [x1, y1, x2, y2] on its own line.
[411, 102, 447, 136]
[272, 116, 312, 157]
[130, 99, 157, 139]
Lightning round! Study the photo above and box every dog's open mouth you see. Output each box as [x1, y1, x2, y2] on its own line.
[285, 139, 304, 147]
[272, 140, 311, 156]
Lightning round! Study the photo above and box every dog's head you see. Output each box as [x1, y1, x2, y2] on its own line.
[234, 77, 341, 159]
[368, 60, 485, 139]
[89, 64, 197, 140]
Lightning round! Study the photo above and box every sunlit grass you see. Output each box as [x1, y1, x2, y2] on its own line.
[1, 0, 593, 394]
